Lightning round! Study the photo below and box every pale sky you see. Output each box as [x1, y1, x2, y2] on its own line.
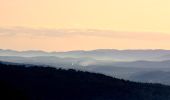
[0, 0, 170, 51]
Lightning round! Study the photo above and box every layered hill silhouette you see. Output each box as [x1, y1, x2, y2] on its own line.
[1, 49, 170, 61]
[1, 61, 170, 100]
[129, 71, 170, 85]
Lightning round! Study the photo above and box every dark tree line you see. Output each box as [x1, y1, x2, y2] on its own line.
[0, 62, 170, 100]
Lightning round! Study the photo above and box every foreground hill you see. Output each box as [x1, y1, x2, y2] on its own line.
[0, 62, 170, 100]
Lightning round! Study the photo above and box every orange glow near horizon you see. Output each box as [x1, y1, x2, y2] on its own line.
[1, 0, 170, 51]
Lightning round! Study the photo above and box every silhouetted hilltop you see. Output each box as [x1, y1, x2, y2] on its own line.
[0, 61, 170, 100]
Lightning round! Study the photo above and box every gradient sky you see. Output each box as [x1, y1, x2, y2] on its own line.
[1, 0, 170, 51]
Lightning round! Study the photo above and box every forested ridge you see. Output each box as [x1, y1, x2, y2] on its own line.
[0, 62, 170, 100]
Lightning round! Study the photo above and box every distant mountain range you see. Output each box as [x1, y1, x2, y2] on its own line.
[1, 49, 170, 61]
[1, 49, 170, 85]
[129, 71, 170, 85]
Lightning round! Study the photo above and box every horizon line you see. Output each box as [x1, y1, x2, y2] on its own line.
[1, 48, 170, 53]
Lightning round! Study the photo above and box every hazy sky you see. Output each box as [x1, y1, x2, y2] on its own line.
[1, 0, 170, 51]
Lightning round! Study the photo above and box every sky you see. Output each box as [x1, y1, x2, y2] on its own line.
[1, 0, 170, 51]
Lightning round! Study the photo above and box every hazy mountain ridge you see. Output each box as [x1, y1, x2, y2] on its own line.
[1, 49, 170, 61]
[1, 49, 170, 85]
[0, 56, 99, 69]
[129, 71, 170, 85]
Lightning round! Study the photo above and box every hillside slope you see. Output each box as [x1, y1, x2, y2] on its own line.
[0, 62, 170, 100]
